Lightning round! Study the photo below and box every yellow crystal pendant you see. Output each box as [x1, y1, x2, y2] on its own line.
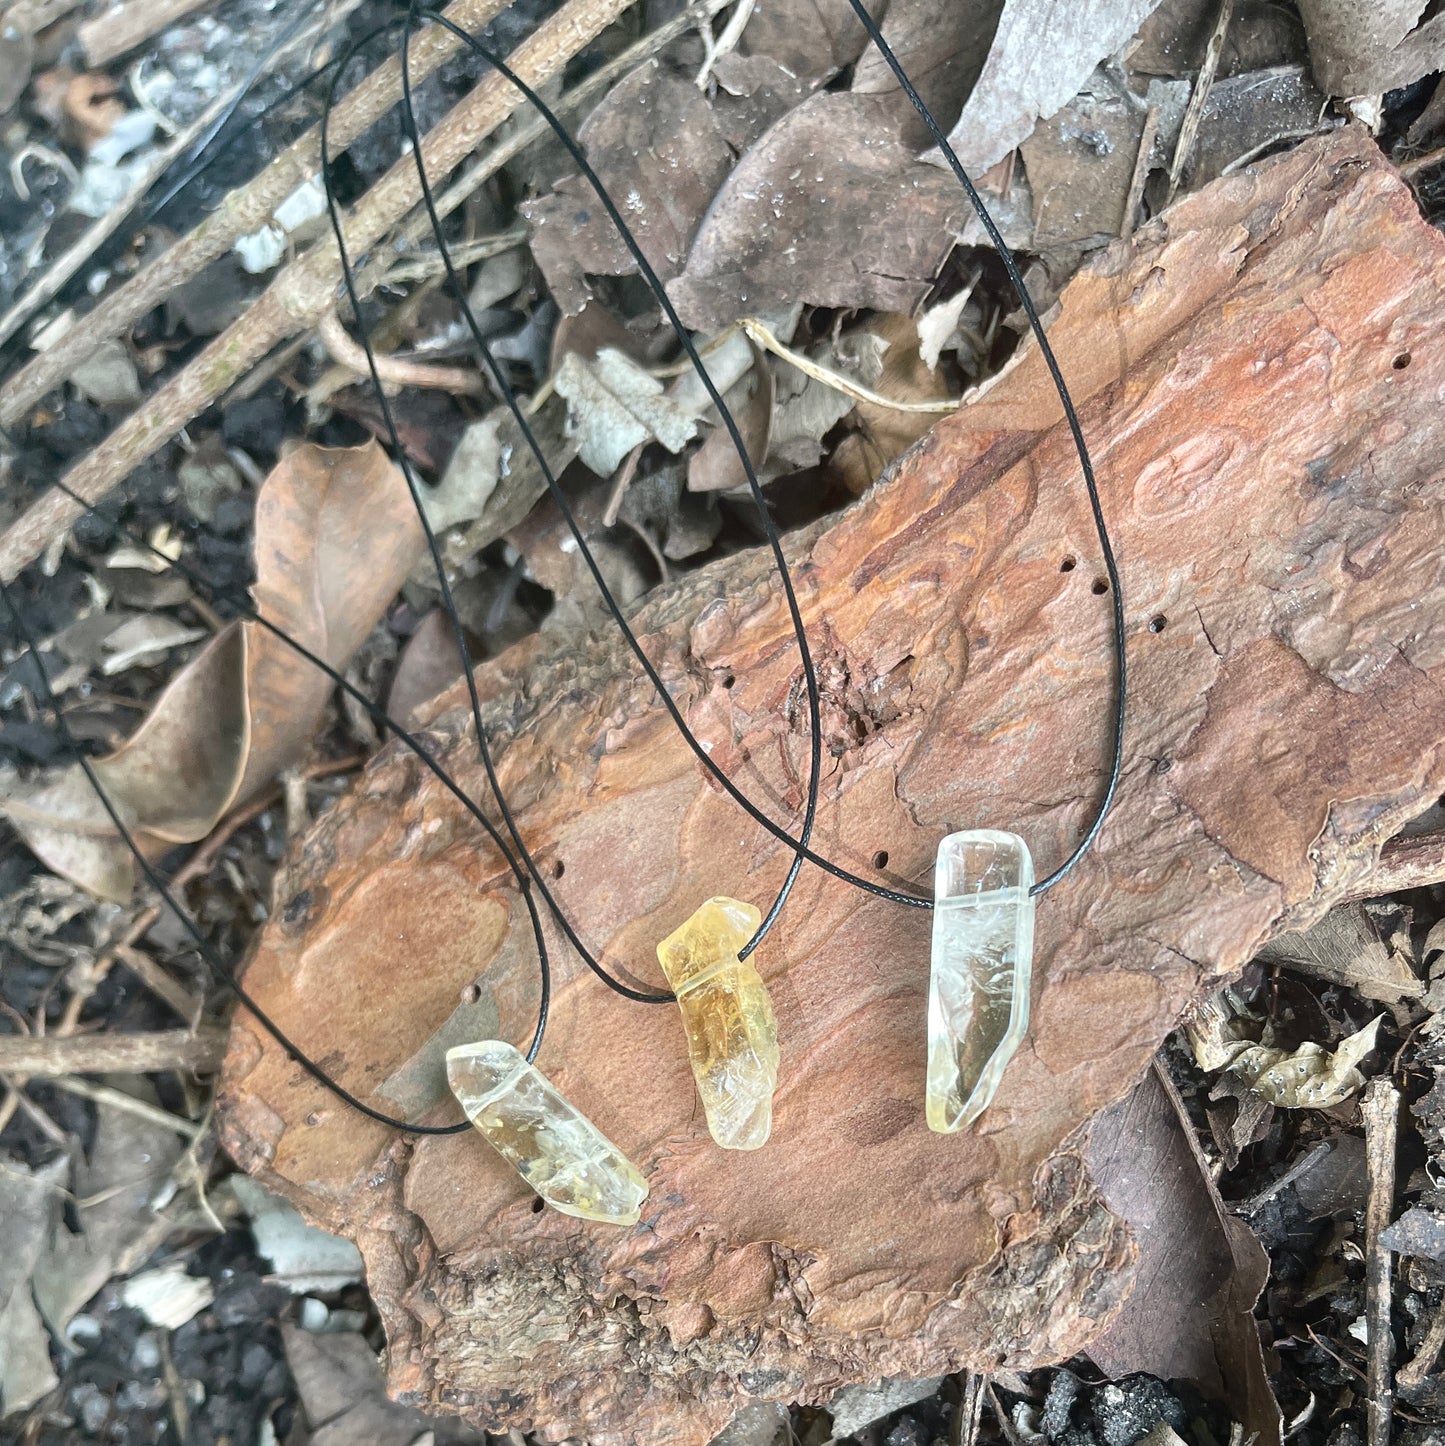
[657, 897, 780, 1150]
[926, 830, 1035, 1133]
[445, 1040, 648, 1224]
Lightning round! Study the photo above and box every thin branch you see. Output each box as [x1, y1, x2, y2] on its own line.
[1362, 1077, 1398, 1446]
[1121, 103, 1160, 239]
[0, 0, 513, 431]
[79, 0, 211, 67]
[0, 0, 351, 353]
[0, 0, 642, 584]
[1343, 829, 1445, 901]
[0, 1028, 227, 1075]
[317, 308, 486, 394]
[1167, 0, 1234, 201]
[357, 0, 733, 294]
[46, 1074, 204, 1134]
[741, 316, 960, 414]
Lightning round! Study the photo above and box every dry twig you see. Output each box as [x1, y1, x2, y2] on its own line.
[316, 308, 487, 394]
[1167, 0, 1235, 200]
[0, 0, 356, 353]
[1362, 1077, 1399, 1446]
[0, 0, 641, 583]
[0, 0, 512, 431]
[78, 0, 211, 67]
[1397, 1300, 1445, 1390]
[0, 1028, 227, 1076]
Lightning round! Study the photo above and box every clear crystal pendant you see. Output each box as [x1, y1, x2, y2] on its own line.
[926, 830, 1035, 1133]
[446, 1040, 648, 1224]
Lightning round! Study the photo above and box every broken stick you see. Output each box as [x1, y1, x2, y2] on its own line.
[1362, 1077, 1399, 1446]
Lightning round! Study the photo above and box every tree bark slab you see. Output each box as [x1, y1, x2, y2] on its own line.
[217, 128, 1445, 1442]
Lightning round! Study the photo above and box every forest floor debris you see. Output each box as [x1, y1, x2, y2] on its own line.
[2, 0, 1445, 1440]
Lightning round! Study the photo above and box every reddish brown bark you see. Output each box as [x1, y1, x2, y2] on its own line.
[218, 129, 1445, 1442]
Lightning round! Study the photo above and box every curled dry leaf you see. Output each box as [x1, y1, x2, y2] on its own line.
[668, 94, 968, 332]
[0, 443, 422, 901]
[426, 400, 571, 539]
[1296, 0, 1445, 97]
[554, 348, 700, 476]
[935, 0, 1166, 175]
[1190, 1006, 1383, 1109]
[687, 341, 775, 495]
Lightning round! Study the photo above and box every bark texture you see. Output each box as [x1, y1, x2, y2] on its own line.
[217, 129, 1445, 1442]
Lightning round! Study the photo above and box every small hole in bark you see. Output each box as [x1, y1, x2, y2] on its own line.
[1148, 614, 1167, 633]
[531, 1197, 545, 1213]
[551, 859, 565, 880]
[461, 982, 481, 1004]
[722, 673, 736, 689]
[872, 850, 889, 870]
[1092, 577, 1110, 595]
[1060, 556, 1077, 572]
[1393, 352, 1412, 370]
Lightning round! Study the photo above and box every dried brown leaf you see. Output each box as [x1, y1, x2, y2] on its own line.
[936, 0, 1166, 175]
[851, 0, 1003, 146]
[31, 1084, 186, 1334]
[387, 609, 466, 728]
[1257, 901, 1423, 1004]
[736, 0, 871, 88]
[1020, 71, 1149, 246]
[667, 94, 967, 332]
[1297, 0, 1445, 96]
[524, 60, 734, 316]
[1, 443, 422, 900]
[1088, 1063, 1281, 1444]
[554, 348, 701, 475]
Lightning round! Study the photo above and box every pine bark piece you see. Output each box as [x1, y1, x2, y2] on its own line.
[217, 130, 1445, 1443]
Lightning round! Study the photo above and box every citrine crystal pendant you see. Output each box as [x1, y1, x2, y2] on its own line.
[445, 1040, 648, 1225]
[926, 830, 1035, 1134]
[657, 897, 780, 1150]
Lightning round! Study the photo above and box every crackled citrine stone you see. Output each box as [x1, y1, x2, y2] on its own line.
[927, 830, 1035, 1134]
[657, 897, 779, 1151]
[445, 1040, 648, 1224]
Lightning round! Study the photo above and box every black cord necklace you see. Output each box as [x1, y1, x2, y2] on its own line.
[373, 0, 1127, 1169]
[0, 0, 1126, 1225]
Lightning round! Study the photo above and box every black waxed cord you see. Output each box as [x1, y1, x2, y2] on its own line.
[0, 563, 495, 1133]
[4, 0, 1126, 1134]
[396, 5, 824, 962]
[321, 21, 676, 1004]
[838, 0, 1127, 895]
[390, 4, 1125, 907]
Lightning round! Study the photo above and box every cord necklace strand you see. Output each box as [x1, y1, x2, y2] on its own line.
[383, 0, 1126, 912]
[1, 0, 1127, 1136]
